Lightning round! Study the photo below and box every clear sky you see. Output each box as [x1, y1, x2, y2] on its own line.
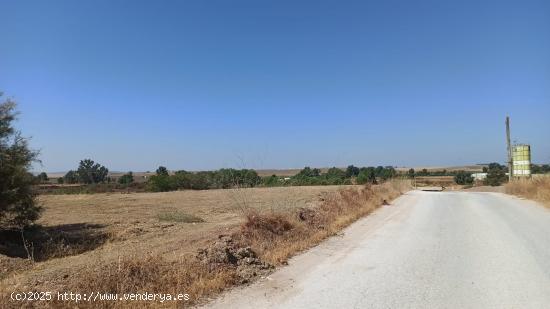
[1, 0, 549, 172]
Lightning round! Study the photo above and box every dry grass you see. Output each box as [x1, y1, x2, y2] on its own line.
[505, 177, 550, 207]
[239, 179, 411, 265]
[0, 182, 410, 308]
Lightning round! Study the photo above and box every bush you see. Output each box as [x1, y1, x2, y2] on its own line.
[118, 172, 134, 184]
[345, 165, 360, 178]
[325, 167, 347, 184]
[156, 166, 169, 176]
[262, 175, 280, 187]
[0, 96, 42, 228]
[63, 170, 79, 184]
[148, 174, 177, 192]
[36, 172, 49, 183]
[454, 171, 474, 185]
[357, 167, 377, 184]
[531, 164, 550, 174]
[378, 166, 397, 180]
[485, 163, 507, 186]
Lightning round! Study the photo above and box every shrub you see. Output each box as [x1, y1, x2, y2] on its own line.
[325, 167, 347, 184]
[118, 172, 134, 184]
[345, 165, 360, 178]
[156, 166, 169, 176]
[357, 168, 377, 184]
[148, 174, 177, 192]
[262, 175, 280, 187]
[63, 170, 79, 184]
[36, 172, 49, 183]
[379, 166, 397, 180]
[485, 163, 507, 186]
[454, 171, 474, 185]
[531, 164, 550, 174]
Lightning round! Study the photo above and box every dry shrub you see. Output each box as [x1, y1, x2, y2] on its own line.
[241, 210, 294, 238]
[505, 177, 550, 207]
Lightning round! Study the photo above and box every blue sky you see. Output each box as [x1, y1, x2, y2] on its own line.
[1, 0, 549, 172]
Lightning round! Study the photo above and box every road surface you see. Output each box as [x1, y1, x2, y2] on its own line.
[204, 191, 550, 309]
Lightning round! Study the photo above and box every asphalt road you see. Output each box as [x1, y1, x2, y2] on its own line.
[204, 191, 550, 309]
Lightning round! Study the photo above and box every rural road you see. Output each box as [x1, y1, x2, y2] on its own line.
[204, 191, 550, 308]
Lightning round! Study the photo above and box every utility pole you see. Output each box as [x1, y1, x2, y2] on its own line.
[506, 116, 513, 181]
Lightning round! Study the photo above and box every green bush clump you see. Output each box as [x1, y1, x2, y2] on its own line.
[485, 163, 508, 186]
[454, 171, 474, 185]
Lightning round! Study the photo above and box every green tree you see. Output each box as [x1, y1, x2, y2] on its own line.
[118, 172, 134, 184]
[63, 170, 79, 184]
[408, 168, 415, 178]
[485, 163, 507, 186]
[291, 167, 322, 185]
[148, 174, 176, 192]
[36, 172, 49, 183]
[296, 167, 320, 178]
[77, 159, 108, 184]
[215, 168, 232, 188]
[454, 171, 474, 185]
[173, 170, 193, 189]
[380, 166, 396, 180]
[357, 168, 377, 184]
[189, 171, 213, 190]
[0, 96, 42, 228]
[531, 164, 541, 174]
[345, 165, 360, 178]
[262, 175, 280, 186]
[240, 169, 261, 187]
[156, 166, 169, 176]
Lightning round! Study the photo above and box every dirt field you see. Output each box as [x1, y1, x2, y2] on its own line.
[1, 185, 351, 290]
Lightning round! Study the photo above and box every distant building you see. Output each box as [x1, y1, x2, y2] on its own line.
[471, 173, 487, 181]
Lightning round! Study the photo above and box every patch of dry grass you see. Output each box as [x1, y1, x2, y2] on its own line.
[505, 177, 550, 207]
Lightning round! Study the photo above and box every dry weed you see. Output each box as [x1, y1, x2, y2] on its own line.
[505, 177, 550, 207]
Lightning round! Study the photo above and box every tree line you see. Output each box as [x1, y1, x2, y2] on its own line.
[148, 167, 262, 192]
